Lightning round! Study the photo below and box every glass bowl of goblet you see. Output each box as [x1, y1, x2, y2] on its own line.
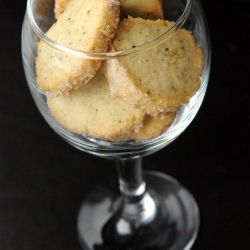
[22, 0, 210, 249]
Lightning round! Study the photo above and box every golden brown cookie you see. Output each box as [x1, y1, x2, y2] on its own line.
[54, 0, 163, 20]
[102, 18, 204, 115]
[36, 0, 120, 97]
[54, 0, 70, 19]
[120, 0, 163, 20]
[47, 71, 144, 141]
[130, 112, 176, 141]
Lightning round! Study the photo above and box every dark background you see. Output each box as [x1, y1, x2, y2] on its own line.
[0, 0, 249, 249]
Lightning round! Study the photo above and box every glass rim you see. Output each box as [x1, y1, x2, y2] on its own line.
[27, 0, 193, 59]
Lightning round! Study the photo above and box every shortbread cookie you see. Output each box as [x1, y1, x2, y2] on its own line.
[47, 71, 144, 141]
[102, 18, 204, 115]
[130, 112, 176, 141]
[36, 0, 120, 97]
[120, 0, 163, 20]
[54, 0, 70, 19]
[54, 0, 163, 20]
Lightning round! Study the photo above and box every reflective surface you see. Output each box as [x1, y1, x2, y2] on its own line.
[78, 171, 199, 250]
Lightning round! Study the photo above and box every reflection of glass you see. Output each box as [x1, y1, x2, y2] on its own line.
[22, 0, 211, 249]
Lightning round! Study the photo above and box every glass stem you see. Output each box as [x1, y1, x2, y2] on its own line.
[115, 157, 157, 232]
[116, 157, 145, 199]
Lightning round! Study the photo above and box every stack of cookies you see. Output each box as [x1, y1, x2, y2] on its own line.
[36, 0, 204, 141]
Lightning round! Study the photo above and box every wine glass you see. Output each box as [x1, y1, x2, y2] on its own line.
[21, 0, 211, 249]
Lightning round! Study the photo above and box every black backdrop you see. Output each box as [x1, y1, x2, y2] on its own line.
[0, 0, 249, 249]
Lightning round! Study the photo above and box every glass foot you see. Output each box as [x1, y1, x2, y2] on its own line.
[77, 171, 199, 250]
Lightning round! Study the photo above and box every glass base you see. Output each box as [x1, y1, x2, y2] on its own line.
[77, 171, 199, 250]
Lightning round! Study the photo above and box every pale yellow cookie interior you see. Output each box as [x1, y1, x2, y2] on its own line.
[54, 0, 71, 19]
[102, 18, 204, 115]
[36, 0, 120, 96]
[131, 112, 176, 141]
[47, 71, 144, 141]
[120, 0, 163, 20]
[54, 0, 163, 20]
